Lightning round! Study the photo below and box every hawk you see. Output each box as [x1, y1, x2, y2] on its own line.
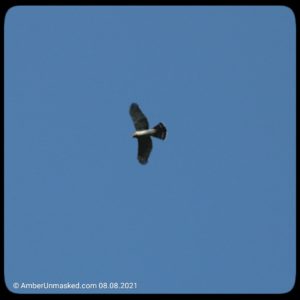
[129, 103, 167, 165]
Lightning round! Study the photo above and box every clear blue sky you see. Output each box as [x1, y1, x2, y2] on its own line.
[4, 6, 295, 294]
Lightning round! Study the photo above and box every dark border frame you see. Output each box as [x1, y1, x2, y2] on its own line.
[1, 1, 297, 298]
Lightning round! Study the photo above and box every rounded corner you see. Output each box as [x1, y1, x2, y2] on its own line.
[5, 5, 20, 20]
[4, 5, 26, 29]
[3, 277, 20, 295]
[280, 5, 296, 28]
[277, 269, 297, 294]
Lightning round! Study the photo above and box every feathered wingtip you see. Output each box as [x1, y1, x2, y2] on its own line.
[152, 122, 167, 140]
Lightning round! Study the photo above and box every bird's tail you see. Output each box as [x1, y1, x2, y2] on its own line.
[152, 122, 167, 140]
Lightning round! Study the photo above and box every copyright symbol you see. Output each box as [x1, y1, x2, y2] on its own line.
[13, 282, 19, 289]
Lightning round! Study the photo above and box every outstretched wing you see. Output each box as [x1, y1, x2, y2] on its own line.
[129, 103, 149, 130]
[137, 136, 152, 165]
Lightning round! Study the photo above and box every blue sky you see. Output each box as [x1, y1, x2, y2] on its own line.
[4, 6, 295, 294]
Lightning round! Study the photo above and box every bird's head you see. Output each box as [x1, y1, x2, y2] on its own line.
[132, 132, 138, 138]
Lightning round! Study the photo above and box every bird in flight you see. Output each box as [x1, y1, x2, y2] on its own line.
[129, 103, 167, 165]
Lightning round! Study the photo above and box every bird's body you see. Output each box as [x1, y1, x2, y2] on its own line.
[129, 103, 167, 164]
[133, 128, 156, 137]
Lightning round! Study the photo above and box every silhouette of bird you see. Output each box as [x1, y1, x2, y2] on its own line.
[129, 103, 167, 164]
